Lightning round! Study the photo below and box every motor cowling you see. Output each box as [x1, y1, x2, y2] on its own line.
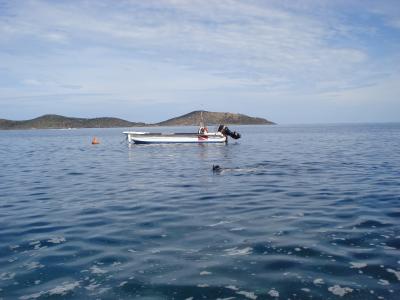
[217, 124, 241, 139]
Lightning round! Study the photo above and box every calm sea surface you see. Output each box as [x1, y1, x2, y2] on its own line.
[0, 124, 399, 300]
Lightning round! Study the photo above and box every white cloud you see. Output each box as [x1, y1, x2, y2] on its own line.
[22, 79, 42, 86]
[0, 0, 399, 122]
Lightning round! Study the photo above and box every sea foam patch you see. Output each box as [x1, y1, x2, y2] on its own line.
[208, 220, 233, 227]
[90, 266, 107, 275]
[47, 282, 80, 296]
[85, 282, 101, 291]
[350, 262, 367, 269]
[313, 278, 324, 285]
[0, 272, 16, 280]
[200, 271, 212, 275]
[224, 247, 253, 256]
[378, 279, 390, 286]
[19, 281, 80, 299]
[328, 285, 353, 297]
[47, 237, 66, 244]
[268, 289, 279, 298]
[236, 290, 257, 299]
[24, 262, 44, 270]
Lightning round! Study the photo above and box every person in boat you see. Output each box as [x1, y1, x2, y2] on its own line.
[198, 111, 208, 135]
[198, 126, 208, 134]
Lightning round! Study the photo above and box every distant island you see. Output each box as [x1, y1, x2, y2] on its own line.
[0, 111, 274, 130]
[157, 111, 274, 126]
[0, 115, 145, 130]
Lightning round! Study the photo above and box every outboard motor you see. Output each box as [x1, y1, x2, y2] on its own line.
[217, 124, 241, 139]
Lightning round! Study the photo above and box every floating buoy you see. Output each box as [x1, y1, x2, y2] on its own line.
[91, 137, 100, 144]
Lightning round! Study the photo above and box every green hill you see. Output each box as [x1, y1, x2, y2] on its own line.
[156, 110, 274, 126]
[0, 111, 275, 130]
[0, 114, 145, 130]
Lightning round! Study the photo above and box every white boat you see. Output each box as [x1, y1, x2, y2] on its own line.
[123, 131, 226, 144]
[123, 125, 241, 144]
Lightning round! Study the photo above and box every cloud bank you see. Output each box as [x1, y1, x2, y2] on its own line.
[0, 0, 399, 122]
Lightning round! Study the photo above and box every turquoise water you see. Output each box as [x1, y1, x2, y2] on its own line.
[0, 124, 399, 299]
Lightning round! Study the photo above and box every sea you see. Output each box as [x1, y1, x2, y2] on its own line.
[0, 124, 399, 300]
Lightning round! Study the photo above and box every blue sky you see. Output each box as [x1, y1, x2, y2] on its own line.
[0, 0, 399, 123]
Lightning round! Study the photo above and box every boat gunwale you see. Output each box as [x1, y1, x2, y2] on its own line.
[123, 132, 224, 137]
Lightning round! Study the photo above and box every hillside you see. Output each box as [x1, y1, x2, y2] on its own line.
[0, 114, 145, 130]
[0, 111, 274, 130]
[157, 110, 274, 126]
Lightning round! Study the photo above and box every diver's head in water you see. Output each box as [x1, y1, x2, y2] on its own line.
[212, 165, 222, 172]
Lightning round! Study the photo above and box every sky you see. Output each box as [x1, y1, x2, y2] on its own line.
[0, 0, 399, 124]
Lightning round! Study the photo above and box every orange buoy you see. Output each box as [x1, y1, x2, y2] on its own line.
[91, 137, 100, 144]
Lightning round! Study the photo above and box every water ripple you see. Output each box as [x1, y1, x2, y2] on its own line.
[1, 124, 400, 299]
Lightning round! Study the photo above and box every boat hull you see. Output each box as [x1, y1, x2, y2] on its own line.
[123, 132, 227, 144]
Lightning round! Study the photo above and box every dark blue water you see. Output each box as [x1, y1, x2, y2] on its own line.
[0, 124, 399, 300]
